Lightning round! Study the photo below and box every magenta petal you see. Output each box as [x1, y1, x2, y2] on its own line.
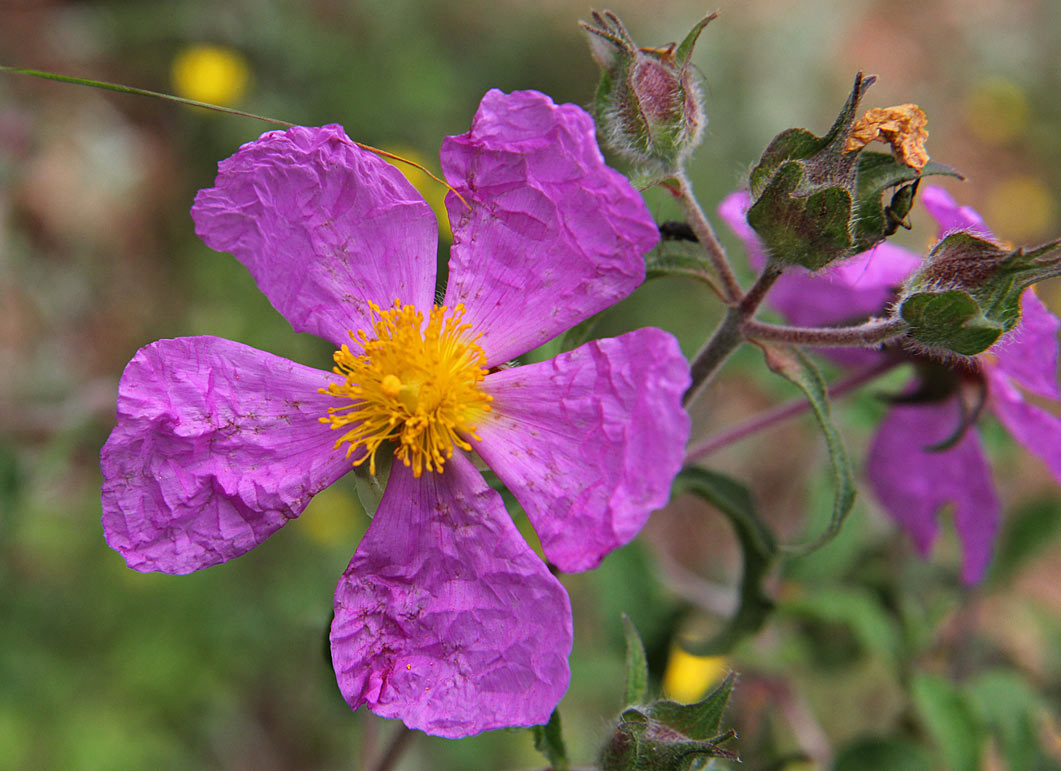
[330, 453, 572, 737]
[100, 336, 351, 574]
[991, 289, 1061, 400]
[475, 328, 690, 573]
[867, 400, 1000, 583]
[920, 185, 993, 239]
[988, 368, 1061, 483]
[192, 125, 438, 349]
[441, 90, 659, 366]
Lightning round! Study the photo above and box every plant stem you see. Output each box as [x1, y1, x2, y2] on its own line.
[372, 725, 414, 771]
[669, 171, 744, 304]
[684, 358, 900, 462]
[742, 316, 908, 347]
[683, 264, 783, 406]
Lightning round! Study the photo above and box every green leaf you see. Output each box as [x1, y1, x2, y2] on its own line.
[911, 672, 982, 771]
[673, 468, 777, 655]
[900, 290, 1003, 356]
[988, 498, 1061, 585]
[779, 586, 902, 666]
[757, 344, 857, 555]
[646, 672, 737, 740]
[621, 614, 650, 706]
[644, 240, 719, 289]
[532, 709, 570, 771]
[967, 669, 1046, 771]
[833, 737, 934, 771]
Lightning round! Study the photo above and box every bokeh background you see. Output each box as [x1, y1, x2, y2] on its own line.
[2, 1, 1060, 769]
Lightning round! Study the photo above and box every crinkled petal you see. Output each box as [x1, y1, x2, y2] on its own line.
[988, 368, 1061, 483]
[867, 399, 999, 583]
[921, 185, 993, 239]
[330, 452, 571, 737]
[990, 289, 1061, 399]
[474, 328, 690, 573]
[100, 336, 351, 574]
[192, 125, 437, 349]
[441, 90, 658, 366]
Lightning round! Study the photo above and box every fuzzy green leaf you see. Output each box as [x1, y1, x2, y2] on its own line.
[621, 614, 650, 706]
[758, 344, 857, 555]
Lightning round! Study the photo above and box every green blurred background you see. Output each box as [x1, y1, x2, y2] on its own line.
[2, 1, 1060, 769]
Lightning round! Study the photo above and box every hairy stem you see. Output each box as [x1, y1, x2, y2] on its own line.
[683, 264, 784, 406]
[668, 171, 744, 304]
[742, 316, 909, 347]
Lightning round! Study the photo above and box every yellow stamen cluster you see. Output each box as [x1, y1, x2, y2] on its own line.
[320, 300, 492, 478]
[845, 103, 930, 171]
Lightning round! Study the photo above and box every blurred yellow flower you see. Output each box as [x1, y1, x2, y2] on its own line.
[384, 146, 452, 242]
[662, 645, 728, 703]
[986, 174, 1056, 243]
[963, 78, 1030, 146]
[171, 44, 251, 107]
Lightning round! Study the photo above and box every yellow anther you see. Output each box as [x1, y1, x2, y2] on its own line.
[319, 301, 492, 477]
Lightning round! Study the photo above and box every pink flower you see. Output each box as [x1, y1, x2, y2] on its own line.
[100, 89, 691, 736]
[719, 186, 1061, 583]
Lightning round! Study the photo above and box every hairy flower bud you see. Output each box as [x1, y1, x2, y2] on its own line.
[599, 704, 738, 771]
[746, 73, 959, 271]
[581, 11, 714, 171]
[898, 232, 1061, 357]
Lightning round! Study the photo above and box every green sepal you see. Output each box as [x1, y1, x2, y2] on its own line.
[852, 154, 963, 250]
[600, 704, 738, 771]
[746, 163, 854, 270]
[672, 468, 777, 655]
[900, 290, 1004, 356]
[757, 344, 857, 555]
[644, 672, 737, 741]
[745, 72, 968, 271]
[748, 72, 873, 197]
[582, 11, 713, 170]
[621, 614, 650, 706]
[351, 451, 392, 518]
[532, 709, 570, 771]
[899, 233, 1061, 357]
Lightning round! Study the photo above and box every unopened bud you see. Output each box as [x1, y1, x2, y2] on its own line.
[746, 74, 959, 271]
[898, 232, 1061, 357]
[581, 11, 714, 171]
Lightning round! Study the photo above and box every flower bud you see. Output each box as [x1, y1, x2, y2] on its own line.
[898, 232, 1061, 357]
[599, 706, 738, 771]
[746, 73, 959, 271]
[581, 11, 714, 171]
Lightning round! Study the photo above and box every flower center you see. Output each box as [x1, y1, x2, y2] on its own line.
[320, 300, 492, 478]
